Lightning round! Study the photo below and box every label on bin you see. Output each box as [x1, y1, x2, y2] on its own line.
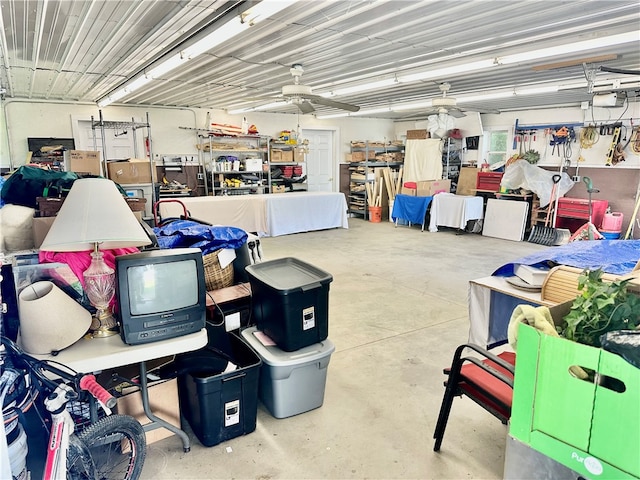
[225, 400, 240, 427]
[302, 306, 315, 330]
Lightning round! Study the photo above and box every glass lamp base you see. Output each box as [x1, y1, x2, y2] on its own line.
[89, 310, 119, 338]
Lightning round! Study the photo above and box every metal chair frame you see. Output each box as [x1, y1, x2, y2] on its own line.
[433, 343, 515, 452]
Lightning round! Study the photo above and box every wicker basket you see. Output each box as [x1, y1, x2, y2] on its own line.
[203, 250, 234, 291]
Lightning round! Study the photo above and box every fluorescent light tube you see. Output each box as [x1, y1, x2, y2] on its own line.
[315, 112, 350, 119]
[398, 59, 497, 83]
[98, 0, 298, 107]
[393, 100, 434, 111]
[325, 78, 398, 97]
[514, 85, 559, 95]
[498, 31, 639, 65]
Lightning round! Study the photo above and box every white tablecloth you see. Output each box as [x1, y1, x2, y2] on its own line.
[429, 193, 484, 232]
[468, 276, 555, 348]
[158, 192, 348, 237]
[159, 195, 268, 234]
[266, 191, 349, 236]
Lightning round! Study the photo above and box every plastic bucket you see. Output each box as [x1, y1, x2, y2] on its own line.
[368, 206, 382, 223]
[600, 230, 621, 240]
[601, 212, 623, 232]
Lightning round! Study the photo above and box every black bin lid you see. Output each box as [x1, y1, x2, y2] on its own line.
[246, 257, 332, 293]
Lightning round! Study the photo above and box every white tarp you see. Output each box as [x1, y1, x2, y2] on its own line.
[500, 160, 574, 207]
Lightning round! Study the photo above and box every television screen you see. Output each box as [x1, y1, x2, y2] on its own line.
[127, 259, 199, 315]
[115, 247, 206, 345]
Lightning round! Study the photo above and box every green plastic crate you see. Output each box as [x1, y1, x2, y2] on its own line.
[510, 303, 640, 479]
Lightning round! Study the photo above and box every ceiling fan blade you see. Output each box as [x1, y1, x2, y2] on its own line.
[448, 109, 467, 118]
[305, 94, 360, 112]
[297, 101, 315, 114]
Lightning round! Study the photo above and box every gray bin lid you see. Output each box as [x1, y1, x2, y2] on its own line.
[241, 326, 335, 367]
[245, 257, 332, 293]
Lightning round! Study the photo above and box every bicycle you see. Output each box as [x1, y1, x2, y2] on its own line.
[1, 335, 147, 479]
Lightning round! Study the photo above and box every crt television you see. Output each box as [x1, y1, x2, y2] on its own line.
[115, 248, 206, 345]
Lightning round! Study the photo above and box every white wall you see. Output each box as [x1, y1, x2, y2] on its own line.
[481, 104, 640, 170]
[3, 99, 638, 175]
[1, 100, 396, 171]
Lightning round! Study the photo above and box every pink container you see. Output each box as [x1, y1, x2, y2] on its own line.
[601, 212, 623, 232]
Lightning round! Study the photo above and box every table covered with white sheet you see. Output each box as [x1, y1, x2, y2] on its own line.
[265, 191, 349, 236]
[428, 193, 484, 232]
[158, 192, 348, 237]
[158, 195, 268, 235]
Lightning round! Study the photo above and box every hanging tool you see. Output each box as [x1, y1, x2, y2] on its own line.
[605, 126, 622, 166]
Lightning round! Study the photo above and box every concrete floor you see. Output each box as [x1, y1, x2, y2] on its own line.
[140, 218, 547, 480]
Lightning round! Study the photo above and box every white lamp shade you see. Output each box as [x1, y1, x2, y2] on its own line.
[40, 178, 151, 252]
[18, 281, 92, 354]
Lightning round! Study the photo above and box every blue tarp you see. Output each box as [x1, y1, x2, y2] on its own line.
[392, 194, 433, 226]
[153, 220, 247, 254]
[493, 240, 640, 277]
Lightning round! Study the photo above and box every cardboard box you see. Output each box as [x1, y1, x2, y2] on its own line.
[64, 150, 101, 176]
[116, 378, 180, 446]
[401, 186, 416, 196]
[510, 302, 640, 479]
[107, 159, 153, 184]
[271, 185, 286, 194]
[32, 216, 56, 248]
[345, 151, 376, 162]
[294, 149, 305, 163]
[416, 179, 451, 196]
[406, 129, 429, 140]
[270, 149, 294, 163]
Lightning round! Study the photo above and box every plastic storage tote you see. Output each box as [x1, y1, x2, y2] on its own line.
[245, 257, 332, 352]
[241, 326, 335, 418]
[176, 333, 261, 447]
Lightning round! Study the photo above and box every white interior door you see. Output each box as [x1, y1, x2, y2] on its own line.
[302, 129, 334, 192]
[74, 119, 139, 159]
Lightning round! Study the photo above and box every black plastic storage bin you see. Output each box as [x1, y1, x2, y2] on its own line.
[245, 257, 332, 352]
[176, 333, 261, 447]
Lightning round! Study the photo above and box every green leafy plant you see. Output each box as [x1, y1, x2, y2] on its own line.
[561, 269, 640, 347]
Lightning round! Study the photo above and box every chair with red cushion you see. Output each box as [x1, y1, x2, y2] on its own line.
[433, 343, 516, 451]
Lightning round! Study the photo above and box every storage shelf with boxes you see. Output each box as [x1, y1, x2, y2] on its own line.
[347, 140, 404, 220]
[269, 140, 307, 193]
[199, 135, 269, 195]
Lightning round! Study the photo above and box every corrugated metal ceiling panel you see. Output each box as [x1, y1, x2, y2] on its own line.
[0, 0, 638, 118]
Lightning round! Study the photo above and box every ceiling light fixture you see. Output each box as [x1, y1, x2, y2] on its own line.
[497, 31, 638, 65]
[315, 112, 350, 120]
[228, 101, 288, 114]
[311, 32, 639, 102]
[97, 0, 298, 107]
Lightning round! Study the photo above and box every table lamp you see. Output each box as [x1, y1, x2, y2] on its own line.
[40, 178, 151, 337]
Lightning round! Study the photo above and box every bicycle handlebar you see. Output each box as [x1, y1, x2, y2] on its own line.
[1, 336, 114, 406]
[79, 374, 117, 409]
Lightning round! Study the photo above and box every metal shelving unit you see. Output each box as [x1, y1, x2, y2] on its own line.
[269, 140, 307, 193]
[190, 132, 269, 196]
[91, 110, 157, 209]
[348, 141, 404, 219]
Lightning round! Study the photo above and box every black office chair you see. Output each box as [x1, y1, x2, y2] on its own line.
[433, 343, 516, 451]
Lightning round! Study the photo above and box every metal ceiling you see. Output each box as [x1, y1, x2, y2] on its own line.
[1, 0, 639, 120]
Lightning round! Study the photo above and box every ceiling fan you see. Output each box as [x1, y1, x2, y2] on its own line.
[281, 64, 360, 114]
[425, 82, 467, 118]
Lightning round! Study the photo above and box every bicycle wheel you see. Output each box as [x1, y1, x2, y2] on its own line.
[73, 414, 146, 480]
[68, 435, 97, 479]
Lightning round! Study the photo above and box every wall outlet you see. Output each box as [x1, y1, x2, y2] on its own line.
[572, 175, 581, 182]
